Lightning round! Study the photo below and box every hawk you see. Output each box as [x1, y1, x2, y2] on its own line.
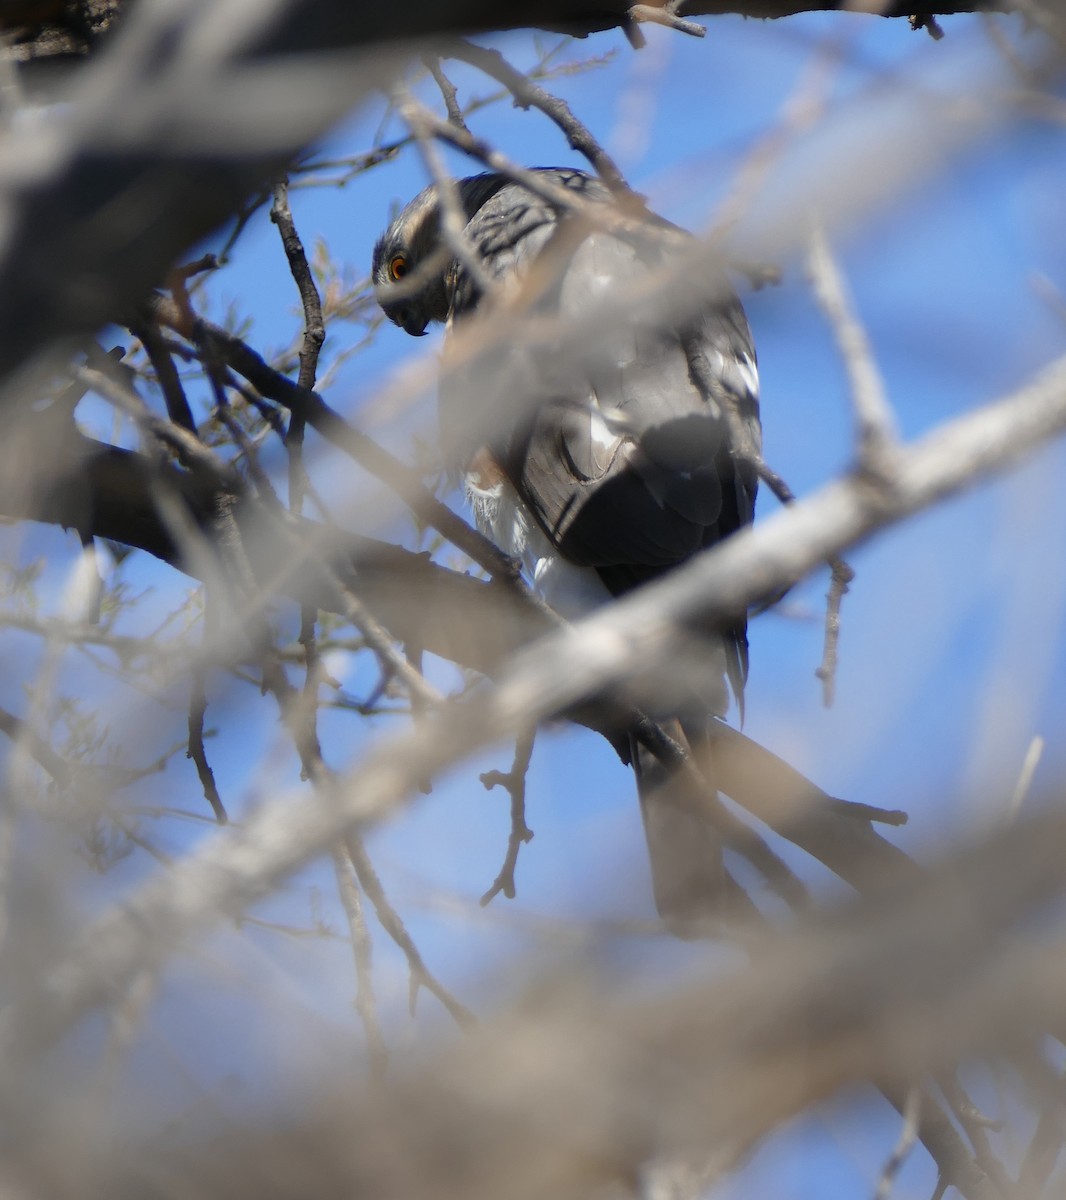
[373, 167, 761, 932]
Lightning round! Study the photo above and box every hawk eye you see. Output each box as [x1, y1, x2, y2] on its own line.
[389, 254, 409, 281]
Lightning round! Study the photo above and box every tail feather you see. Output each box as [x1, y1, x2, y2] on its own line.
[631, 717, 725, 936]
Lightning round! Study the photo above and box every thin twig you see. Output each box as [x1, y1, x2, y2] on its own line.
[0, 706, 185, 804]
[0, 613, 189, 666]
[196, 324, 288, 511]
[393, 86, 497, 299]
[479, 729, 536, 905]
[422, 53, 469, 133]
[170, 253, 219, 284]
[183, 558, 230, 842]
[159, 319, 447, 717]
[404, 98, 676, 250]
[130, 316, 198, 434]
[270, 174, 328, 785]
[345, 834, 476, 1031]
[76, 361, 238, 489]
[331, 847, 388, 1080]
[934, 1071, 1009, 1194]
[404, 641, 433, 795]
[187, 660, 227, 824]
[216, 191, 272, 265]
[447, 39, 637, 202]
[1007, 735, 1044, 819]
[290, 44, 614, 188]
[331, 573, 444, 711]
[814, 558, 854, 707]
[881, 1083, 998, 1200]
[755, 460, 856, 706]
[807, 223, 900, 481]
[257, 636, 464, 1032]
[875, 1086, 922, 1200]
[269, 177, 325, 395]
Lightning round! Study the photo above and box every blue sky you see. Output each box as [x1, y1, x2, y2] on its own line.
[3, 10, 1064, 1194]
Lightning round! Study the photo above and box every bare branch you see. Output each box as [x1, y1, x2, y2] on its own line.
[479, 730, 536, 905]
[187, 659, 227, 825]
[128, 316, 198, 435]
[446, 39, 637, 200]
[331, 846, 388, 1081]
[807, 223, 900, 481]
[394, 85, 499, 299]
[875, 1086, 921, 1200]
[814, 556, 854, 707]
[269, 178, 326, 397]
[422, 53, 470, 133]
[345, 835, 477, 1031]
[627, 3, 707, 38]
[934, 1071, 1010, 1194]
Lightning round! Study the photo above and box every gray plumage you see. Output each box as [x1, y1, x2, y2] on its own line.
[373, 167, 761, 932]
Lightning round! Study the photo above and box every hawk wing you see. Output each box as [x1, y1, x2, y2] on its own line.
[506, 231, 760, 576]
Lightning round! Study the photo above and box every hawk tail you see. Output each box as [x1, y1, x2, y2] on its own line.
[630, 716, 726, 937]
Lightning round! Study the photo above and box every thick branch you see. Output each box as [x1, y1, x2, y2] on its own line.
[0, 420, 549, 678]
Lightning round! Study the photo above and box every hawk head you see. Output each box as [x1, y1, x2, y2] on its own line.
[371, 184, 446, 337]
[371, 172, 522, 336]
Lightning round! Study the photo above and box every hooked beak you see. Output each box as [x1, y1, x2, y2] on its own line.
[399, 310, 429, 337]
[376, 285, 430, 338]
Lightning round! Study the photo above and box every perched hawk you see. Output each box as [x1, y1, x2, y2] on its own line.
[373, 167, 761, 932]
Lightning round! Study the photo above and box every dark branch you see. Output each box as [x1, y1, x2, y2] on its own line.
[479, 730, 536, 905]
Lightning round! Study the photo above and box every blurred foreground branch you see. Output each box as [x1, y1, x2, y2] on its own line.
[11, 805, 1066, 1200]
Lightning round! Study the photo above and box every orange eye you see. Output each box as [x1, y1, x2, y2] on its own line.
[389, 254, 408, 281]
